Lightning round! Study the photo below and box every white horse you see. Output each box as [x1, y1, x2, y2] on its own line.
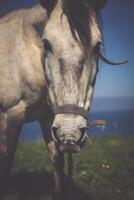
[0, 0, 127, 198]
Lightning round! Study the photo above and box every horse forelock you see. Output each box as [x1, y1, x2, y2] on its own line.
[54, 0, 101, 54]
[62, 0, 91, 54]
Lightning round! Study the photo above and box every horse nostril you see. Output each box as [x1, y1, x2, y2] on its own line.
[51, 126, 59, 142]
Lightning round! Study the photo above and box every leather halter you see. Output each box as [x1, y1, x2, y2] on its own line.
[45, 76, 89, 118]
[53, 104, 89, 119]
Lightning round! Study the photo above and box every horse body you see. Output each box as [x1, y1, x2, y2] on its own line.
[0, 0, 116, 198]
[0, 5, 47, 120]
[0, 5, 52, 193]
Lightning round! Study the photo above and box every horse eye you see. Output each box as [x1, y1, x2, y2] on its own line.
[44, 39, 53, 54]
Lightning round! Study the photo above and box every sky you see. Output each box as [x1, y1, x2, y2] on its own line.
[94, 0, 134, 99]
[0, 0, 134, 100]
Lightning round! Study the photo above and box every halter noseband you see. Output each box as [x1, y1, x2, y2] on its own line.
[53, 104, 89, 119]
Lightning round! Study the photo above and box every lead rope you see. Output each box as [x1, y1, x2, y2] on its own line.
[68, 153, 73, 178]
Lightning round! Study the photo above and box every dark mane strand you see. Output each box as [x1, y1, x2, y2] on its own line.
[62, 0, 99, 55]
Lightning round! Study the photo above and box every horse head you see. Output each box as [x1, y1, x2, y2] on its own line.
[41, 0, 127, 153]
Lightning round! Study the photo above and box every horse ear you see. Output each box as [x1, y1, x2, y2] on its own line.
[39, 0, 52, 9]
[39, 0, 57, 11]
[94, 0, 107, 10]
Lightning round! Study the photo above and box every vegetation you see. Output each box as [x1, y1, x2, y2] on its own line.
[2, 137, 134, 200]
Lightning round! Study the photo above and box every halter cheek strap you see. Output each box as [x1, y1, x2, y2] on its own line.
[53, 104, 89, 119]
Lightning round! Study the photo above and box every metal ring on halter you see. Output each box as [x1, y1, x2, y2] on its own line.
[53, 104, 89, 119]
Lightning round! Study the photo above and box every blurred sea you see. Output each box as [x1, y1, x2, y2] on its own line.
[20, 109, 134, 142]
[88, 109, 134, 138]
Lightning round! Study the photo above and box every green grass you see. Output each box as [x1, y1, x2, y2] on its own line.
[2, 137, 134, 200]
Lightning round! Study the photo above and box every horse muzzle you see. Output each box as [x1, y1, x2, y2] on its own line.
[51, 126, 87, 153]
[59, 141, 81, 153]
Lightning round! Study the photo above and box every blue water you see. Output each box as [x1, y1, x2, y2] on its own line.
[88, 110, 134, 138]
[20, 121, 43, 142]
[20, 110, 134, 142]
